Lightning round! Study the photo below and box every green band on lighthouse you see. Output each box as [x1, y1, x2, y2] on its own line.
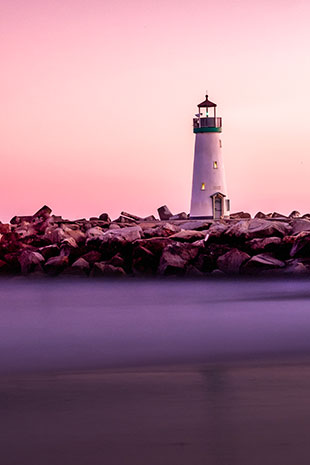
[194, 127, 222, 133]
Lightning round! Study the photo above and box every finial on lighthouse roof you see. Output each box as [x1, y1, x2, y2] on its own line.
[198, 94, 217, 108]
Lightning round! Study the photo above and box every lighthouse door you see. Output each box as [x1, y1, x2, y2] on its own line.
[214, 197, 222, 219]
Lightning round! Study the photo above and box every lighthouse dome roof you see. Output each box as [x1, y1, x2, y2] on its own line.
[198, 95, 217, 108]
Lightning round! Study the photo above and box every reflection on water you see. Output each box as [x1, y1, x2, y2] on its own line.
[1, 278, 310, 464]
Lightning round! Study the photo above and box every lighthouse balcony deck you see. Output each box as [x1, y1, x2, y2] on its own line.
[193, 117, 222, 129]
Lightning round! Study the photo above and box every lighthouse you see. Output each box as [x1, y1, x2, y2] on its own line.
[190, 94, 230, 219]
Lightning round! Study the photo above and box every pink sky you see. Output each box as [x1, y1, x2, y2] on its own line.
[1, 0, 310, 221]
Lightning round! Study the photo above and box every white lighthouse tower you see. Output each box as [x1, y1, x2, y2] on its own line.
[190, 94, 230, 219]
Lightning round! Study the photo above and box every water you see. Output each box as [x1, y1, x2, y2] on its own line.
[1, 278, 310, 464]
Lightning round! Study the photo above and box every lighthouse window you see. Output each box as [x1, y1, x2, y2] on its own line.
[201, 183, 206, 191]
[213, 161, 218, 169]
[219, 140, 222, 148]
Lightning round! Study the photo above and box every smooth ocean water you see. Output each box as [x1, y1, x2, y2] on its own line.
[1, 278, 310, 464]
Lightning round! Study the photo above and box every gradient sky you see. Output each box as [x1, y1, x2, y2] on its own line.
[1, 0, 310, 221]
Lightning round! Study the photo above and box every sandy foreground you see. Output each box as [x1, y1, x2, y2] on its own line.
[2, 360, 310, 465]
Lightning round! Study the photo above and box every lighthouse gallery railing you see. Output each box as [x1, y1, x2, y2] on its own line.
[193, 117, 222, 129]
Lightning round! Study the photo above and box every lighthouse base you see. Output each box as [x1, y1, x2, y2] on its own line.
[189, 215, 231, 220]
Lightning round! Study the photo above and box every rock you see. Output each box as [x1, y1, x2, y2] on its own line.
[61, 237, 78, 250]
[290, 231, 310, 258]
[132, 246, 157, 275]
[3, 252, 21, 272]
[109, 223, 121, 230]
[90, 262, 126, 277]
[33, 205, 52, 220]
[230, 211, 251, 219]
[133, 238, 171, 257]
[143, 215, 157, 221]
[0, 224, 11, 234]
[45, 255, 69, 274]
[289, 210, 301, 218]
[204, 222, 229, 242]
[241, 253, 285, 274]
[283, 259, 309, 275]
[101, 225, 142, 244]
[14, 223, 37, 240]
[10, 216, 32, 225]
[114, 215, 137, 224]
[302, 213, 310, 220]
[170, 230, 207, 243]
[121, 211, 143, 221]
[43, 226, 67, 244]
[217, 249, 250, 274]
[169, 212, 188, 220]
[271, 212, 287, 219]
[18, 250, 45, 274]
[108, 253, 126, 268]
[224, 219, 291, 241]
[245, 237, 282, 253]
[185, 265, 204, 276]
[211, 269, 226, 276]
[177, 220, 210, 231]
[86, 227, 105, 242]
[71, 257, 90, 271]
[38, 244, 60, 260]
[157, 205, 173, 220]
[254, 211, 266, 219]
[99, 213, 111, 222]
[158, 242, 200, 275]
[143, 223, 180, 238]
[80, 250, 102, 264]
[290, 219, 310, 235]
[139, 222, 159, 231]
[0, 259, 9, 274]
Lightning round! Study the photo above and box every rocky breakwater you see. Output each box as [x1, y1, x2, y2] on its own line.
[1, 205, 310, 277]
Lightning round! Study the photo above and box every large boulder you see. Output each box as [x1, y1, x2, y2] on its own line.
[290, 219, 310, 236]
[169, 212, 188, 220]
[32, 205, 52, 220]
[45, 255, 69, 275]
[178, 220, 210, 231]
[158, 242, 200, 275]
[241, 253, 285, 274]
[80, 250, 102, 264]
[170, 229, 207, 243]
[18, 250, 45, 274]
[38, 244, 60, 260]
[99, 213, 111, 222]
[254, 211, 266, 219]
[133, 237, 171, 257]
[157, 205, 173, 220]
[0, 259, 9, 274]
[0, 224, 11, 234]
[132, 246, 157, 275]
[90, 262, 126, 277]
[271, 212, 287, 219]
[283, 259, 310, 275]
[290, 231, 310, 258]
[224, 219, 291, 241]
[143, 223, 180, 238]
[289, 210, 301, 219]
[217, 249, 250, 274]
[204, 222, 229, 242]
[230, 211, 251, 219]
[43, 226, 67, 244]
[245, 236, 282, 254]
[100, 225, 142, 244]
